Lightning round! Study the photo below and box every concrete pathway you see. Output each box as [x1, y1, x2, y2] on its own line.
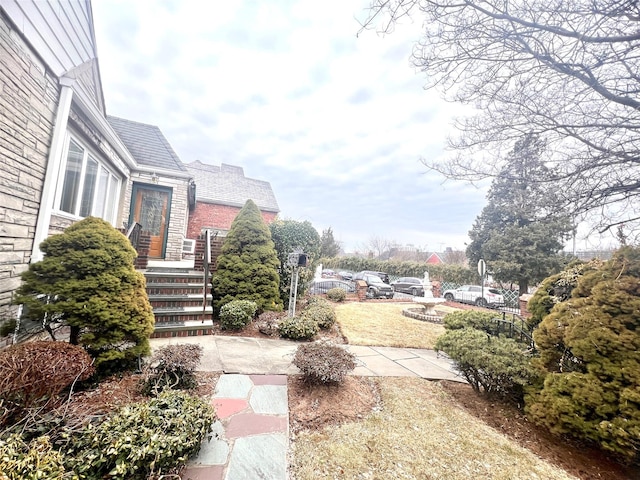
[149, 336, 464, 480]
[150, 335, 463, 381]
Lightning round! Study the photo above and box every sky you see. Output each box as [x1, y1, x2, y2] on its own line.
[91, 0, 492, 253]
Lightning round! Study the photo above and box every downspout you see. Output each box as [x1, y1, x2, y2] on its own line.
[31, 77, 74, 263]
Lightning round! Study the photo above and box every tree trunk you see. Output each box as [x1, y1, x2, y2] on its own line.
[519, 280, 529, 295]
[69, 325, 80, 345]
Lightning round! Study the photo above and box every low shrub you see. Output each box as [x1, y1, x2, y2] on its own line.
[442, 310, 497, 332]
[279, 315, 319, 340]
[302, 303, 336, 330]
[0, 341, 94, 427]
[293, 340, 356, 384]
[140, 344, 203, 396]
[326, 288, 346, 302]
[219, 299, 258, 330]
[61, 390, 215, 479]
[256, 311, 285, 336]
[304, 295, 331, 309]
[435, 328, 536, 402]
[0, 434, 78, 480]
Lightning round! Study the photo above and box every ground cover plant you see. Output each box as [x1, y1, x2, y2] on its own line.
[335, 302, 445, 349]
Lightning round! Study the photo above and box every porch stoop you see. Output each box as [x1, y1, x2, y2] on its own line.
[142, 266, 214, 337]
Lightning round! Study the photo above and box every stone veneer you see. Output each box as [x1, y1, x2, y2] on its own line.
[0, 11, 58, 318]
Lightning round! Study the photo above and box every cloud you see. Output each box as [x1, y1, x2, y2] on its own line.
[92, 0, 484, 251]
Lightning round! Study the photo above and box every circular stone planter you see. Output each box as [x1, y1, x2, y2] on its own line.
[402, 306, 445, 324]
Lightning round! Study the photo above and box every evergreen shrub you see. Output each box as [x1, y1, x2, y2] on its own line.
[302, 303, 336, 330]
[140, 344, 203, 396]
[62, 390, 215, 479]
[0, 341, 94, 426]
[442, 310, 497, 332]
[293, 340, 356, 384]
[15, 217, 154, 373]
[326, 288, 346, 302]
[219, 300, 258, 330]
[279, 315, 319, 340]
[436, 328, 536, 401]
[213, 200, 282, 314]
[0, 434, 78, 480]
[526, 247, 640, 460]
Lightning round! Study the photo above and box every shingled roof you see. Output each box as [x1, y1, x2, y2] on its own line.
[107, 116, 187, 172]
[185, 160, 279, 213]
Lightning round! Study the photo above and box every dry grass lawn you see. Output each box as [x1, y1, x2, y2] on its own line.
[290, 377, 578, 480]
[336, 302, 445, 349]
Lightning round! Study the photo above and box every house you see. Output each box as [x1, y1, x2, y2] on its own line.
[425, 252, 444, 265]
[0, 1, 191, 320]
[185, 160, 279, 239]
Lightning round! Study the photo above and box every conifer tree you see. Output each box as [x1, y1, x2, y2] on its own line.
[15, 217, 154, 371]
[213, 200, 282, 314]
[466, 134, 572, 293]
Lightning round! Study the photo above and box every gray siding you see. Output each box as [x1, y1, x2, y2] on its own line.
[0, 9, 59, 318]
[1, 0, 104, 112]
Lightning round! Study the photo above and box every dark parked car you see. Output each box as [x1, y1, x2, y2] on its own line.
[354, 273, 394, 299]
[391, 277, 425, 296]
[308, 279, 355, 295]
[442, 285, 505, 308]
[352, 270, 390, 284]
[338, 271, 353, 281]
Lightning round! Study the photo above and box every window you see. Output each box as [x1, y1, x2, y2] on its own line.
[56, 136, 121, 224]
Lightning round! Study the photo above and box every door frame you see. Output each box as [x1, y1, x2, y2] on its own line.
[128, 182, 173, 259]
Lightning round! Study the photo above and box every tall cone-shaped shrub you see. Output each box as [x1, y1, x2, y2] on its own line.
[526, 246, 640, 460]
[15, 217, 154, 371]
[213, 200, 282, 314]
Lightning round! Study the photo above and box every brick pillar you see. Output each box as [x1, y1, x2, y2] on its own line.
[355, 280, 368, 301]
[134, 232, 151, 270]
[194, 234, 206, 271]
[519, 293, 533, 318]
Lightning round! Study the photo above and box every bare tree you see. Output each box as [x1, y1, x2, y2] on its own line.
[361, 0, 640, 239]
[367, 235, 394, 259]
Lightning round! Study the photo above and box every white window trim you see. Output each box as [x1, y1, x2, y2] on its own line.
[52, 131, 123, 226]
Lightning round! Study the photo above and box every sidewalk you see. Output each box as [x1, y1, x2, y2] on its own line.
[149, 336, 464, 480]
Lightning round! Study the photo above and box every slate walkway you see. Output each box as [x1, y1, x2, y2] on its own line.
[181, 374, 288, 480]
[149, 336, 464, 480]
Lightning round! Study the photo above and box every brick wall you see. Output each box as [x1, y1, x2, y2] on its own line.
[187, 202, 277, 239]
[0, 12, 58, 318]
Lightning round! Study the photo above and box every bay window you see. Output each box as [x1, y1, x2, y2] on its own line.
[56, 136, 121, 224]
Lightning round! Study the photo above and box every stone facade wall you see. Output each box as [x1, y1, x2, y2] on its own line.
[187, 202, 278, 239]
[0, 12, 58, 318]
[121, 172, 190, 261]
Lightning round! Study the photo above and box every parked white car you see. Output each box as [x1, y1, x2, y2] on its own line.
[442, 285, 504, 308]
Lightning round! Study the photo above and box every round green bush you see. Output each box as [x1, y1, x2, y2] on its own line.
[302, 303, 336, 330]
[219, 299, 258, 330]
[326, 288, 346, 302]
[278, 315, 319, 340]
